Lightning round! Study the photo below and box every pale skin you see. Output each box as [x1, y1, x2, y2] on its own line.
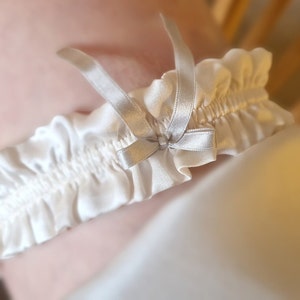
[0, 1, 227, 299]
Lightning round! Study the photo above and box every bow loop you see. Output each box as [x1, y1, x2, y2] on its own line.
[170, 128, 216, 151]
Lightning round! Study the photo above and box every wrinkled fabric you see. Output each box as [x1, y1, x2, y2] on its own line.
[0, 48, 294, 258]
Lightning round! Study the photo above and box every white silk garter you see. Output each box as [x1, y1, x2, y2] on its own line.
[0, 16, 294, 258]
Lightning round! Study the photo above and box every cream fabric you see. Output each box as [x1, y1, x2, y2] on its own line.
[0, 48, 294, 258]
[68, 126, 300, 300]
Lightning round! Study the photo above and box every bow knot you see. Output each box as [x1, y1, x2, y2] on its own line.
[158, 135, 169, 150]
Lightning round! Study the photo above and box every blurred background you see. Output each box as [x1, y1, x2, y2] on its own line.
[0, 1, 299, 300]
[208, 0, 300, 120]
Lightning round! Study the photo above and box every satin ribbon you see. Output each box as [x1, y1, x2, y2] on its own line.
[58, 14, 216, 169]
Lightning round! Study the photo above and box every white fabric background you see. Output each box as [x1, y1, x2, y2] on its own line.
[69, 126, 300, 300]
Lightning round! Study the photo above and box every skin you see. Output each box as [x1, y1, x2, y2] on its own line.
[0, 1, 227, 299]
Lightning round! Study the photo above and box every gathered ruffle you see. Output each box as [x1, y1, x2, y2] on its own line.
[0, 48, 294, 258]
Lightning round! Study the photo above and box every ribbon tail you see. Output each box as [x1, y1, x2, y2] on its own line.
[161, 14, 196, 142]
[170, 128, 216, 151]
[117, 139, 159, 169]
[57, 48, 154, 139]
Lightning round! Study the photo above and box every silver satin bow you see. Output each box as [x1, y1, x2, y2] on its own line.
[58, 14, 216, 169]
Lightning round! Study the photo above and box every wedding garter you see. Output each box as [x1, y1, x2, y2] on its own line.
[0, 16, 294, 258]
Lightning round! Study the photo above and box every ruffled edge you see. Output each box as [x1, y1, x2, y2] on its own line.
[0, 48, 294, 258]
